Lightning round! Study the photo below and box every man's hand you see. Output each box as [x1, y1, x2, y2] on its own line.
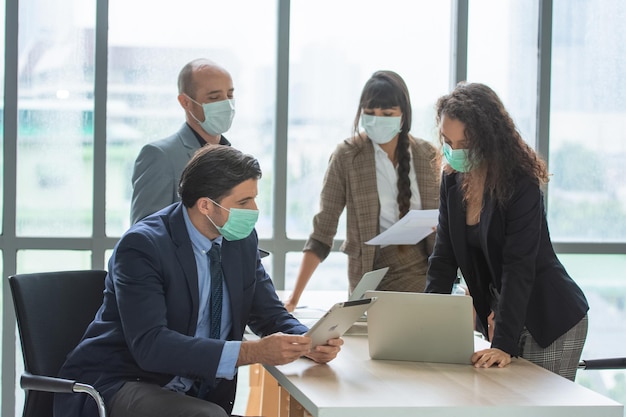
[304, 337, 343, 364]
[238, 333, 312, 366]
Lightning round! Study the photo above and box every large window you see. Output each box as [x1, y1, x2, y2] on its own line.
[106, 0, 278, 237]
[548, 0, 626, 242]
[2, 1, 626, 416]
[549, 0, 626, 409]
[467, 0, 539, 142]
[16, 0, 96, 237]
[285, 0, 451, 291]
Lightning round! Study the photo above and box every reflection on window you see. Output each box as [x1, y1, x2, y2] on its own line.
[549, 0, 626, 242]
[467, 0, 539, 142]
[105, 0, 277, 237]
[286, 0, 451, 239]
[16, 0, 96, 237]
[558, 254, 626, 406]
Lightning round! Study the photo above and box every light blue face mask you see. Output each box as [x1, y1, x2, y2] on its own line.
[443, 142, 472, 173]
[187, 95, 236, 136]
[360, 114, 402, 144]
[205, 198, 259, 241]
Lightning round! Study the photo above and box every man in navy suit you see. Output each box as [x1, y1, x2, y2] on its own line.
[130, 58, 235, 225]
[55, 145, 343, 417]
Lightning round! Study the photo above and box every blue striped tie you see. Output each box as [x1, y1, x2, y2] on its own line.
[208, 243, 223, 340]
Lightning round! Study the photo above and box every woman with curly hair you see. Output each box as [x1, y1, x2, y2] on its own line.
[426, 82, 589, 381]
[284, 70, 440, 312]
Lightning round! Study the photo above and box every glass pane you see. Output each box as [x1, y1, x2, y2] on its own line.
[548, 0, 626, 242]
[467, 0, 539, 143]
[285, 252, 349, 296]
[287, 0, 451, 239]
[16, 1, 96, 237]
[106, 0, 277, 237]
[558, 254, 626, 405]
[16, 250, 92, 274]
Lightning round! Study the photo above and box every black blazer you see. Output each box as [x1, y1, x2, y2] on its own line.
[426, 172, 588, 356]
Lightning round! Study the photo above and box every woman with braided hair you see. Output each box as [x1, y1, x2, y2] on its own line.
[284, 70, 440, 312]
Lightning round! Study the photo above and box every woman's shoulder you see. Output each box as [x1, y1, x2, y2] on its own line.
[408, 134, 437, 156]
[334, 136, 371, 155]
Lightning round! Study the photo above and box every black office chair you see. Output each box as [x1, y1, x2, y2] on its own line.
[9, 270, 108, 417]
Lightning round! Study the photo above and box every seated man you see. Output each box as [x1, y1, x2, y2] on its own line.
[54, 145, 343, 417]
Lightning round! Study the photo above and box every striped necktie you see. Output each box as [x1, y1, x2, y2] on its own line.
[208, 243, 223, 339]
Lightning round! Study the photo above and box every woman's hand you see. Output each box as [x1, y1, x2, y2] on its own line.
[471, 347, 511, 368]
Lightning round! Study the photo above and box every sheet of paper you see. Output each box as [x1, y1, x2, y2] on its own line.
[365, 209, 439, 245]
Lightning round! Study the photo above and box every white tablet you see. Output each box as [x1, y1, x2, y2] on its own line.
[304, 297, 377, 347]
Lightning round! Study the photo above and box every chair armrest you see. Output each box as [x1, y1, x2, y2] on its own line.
[578, 357, 626, 370]
[20, 372, 107, 417]
[20, 372, 76, 393]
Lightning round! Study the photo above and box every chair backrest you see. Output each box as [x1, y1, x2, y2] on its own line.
[9, 270, 107, 417]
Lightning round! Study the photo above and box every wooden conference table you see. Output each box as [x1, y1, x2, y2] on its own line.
[245, 292, 623, 417]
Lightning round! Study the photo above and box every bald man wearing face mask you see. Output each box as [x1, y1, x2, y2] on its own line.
[130, 58, 235, 225]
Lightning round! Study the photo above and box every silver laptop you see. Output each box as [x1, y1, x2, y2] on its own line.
[348, 267, 389, 301]
[293, 267, 388, 327]
[365, 290, 475, 364]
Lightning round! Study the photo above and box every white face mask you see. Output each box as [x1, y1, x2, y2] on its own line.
[360, 114, 402, 144]
[186, 95, 236, 136]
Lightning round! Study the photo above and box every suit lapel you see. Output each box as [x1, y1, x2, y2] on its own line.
[169, 204, 201, 332]
[350, 142, 380, 242]
[178, 123, 203, 159]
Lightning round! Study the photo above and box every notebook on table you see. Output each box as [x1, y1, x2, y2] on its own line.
[364, 290, 475, 365]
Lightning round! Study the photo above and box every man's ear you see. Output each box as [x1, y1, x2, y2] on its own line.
[196, 197, 213, 216]
[177, 93, 192, 111]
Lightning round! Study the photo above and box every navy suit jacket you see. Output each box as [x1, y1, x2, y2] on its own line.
[54, 203, 306, 417]
[426, 172, 588, 356]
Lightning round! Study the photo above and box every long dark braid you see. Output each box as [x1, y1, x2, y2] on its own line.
[395, 132, 412, 218]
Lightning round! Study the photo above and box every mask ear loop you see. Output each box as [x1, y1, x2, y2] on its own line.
[207, 197, 231, 213]
[183, 94, 205, 125]
[204, 197, 225, 232]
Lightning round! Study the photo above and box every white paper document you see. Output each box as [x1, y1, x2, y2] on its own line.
[365, 209, 439, 245]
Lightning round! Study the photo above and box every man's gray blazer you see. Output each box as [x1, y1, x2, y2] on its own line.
[130, 123, 230, 224]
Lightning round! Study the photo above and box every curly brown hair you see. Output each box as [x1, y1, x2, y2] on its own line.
[352, 70, 413, 218]
[436, 82, 549, 205]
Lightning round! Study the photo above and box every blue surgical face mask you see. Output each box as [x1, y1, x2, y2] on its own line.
[360, 114, 402, 144]
[443, 142, 472, 173]
[205, 198, 259, 241]
[186, 95, 236, 136]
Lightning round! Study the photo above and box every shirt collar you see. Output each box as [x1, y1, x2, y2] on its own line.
[182, 205, 223, 253]
[186, 122, 231, 147]
[371, 140, 388, 156]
